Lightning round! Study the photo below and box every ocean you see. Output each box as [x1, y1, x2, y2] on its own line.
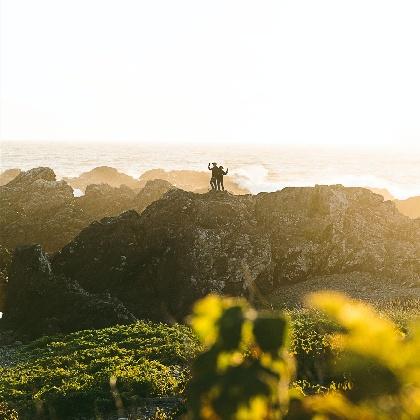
[1, 141, 419, 199]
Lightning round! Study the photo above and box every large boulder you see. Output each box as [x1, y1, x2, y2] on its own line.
[2, 245, 136, 337]
[52, 190, 270, 320]
[64, 166, 141, 191]
[77, 183, 136, 218]
[254, 185, 420, 290]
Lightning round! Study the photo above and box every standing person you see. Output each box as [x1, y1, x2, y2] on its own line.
[216, 166, 228, 191]
[208, 162, 219, 190]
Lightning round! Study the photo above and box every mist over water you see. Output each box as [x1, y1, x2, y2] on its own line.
[1, 141, 419, 200]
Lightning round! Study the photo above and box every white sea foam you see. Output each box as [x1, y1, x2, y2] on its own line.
[231, 164, 282, 194]
[72, 188, 85, 197]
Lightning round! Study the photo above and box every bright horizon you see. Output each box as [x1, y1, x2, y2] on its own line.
[1, 1, 420, 149]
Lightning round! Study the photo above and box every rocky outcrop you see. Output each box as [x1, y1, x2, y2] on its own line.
[0, 167, 175, 253]
[0, 168, 86, 253]
[64, 166, 141, 191]
[49, 186, 419, 322]
[77, 184, 136, 218]
[4, 184, 420, 335]
[138, 169, 249, 194]
[395, 196, 420, 219]
[76, 179, 174, 218]
[2, 245, 136, 337]
[52, 191, 270, 321]
[366, 187, 394, 201]
[0, 169, 21, 186]
[133, 179, 174, 213]
[254, 185, 419, 290]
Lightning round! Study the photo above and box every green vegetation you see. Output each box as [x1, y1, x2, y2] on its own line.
[0, 295, 419, 419]
[0, 321, 201, 419]
[187, 293, 420, 419]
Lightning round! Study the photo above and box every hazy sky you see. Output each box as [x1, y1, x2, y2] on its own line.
[1, 0, 420, 147]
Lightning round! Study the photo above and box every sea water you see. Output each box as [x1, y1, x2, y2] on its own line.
[1, 141, 419, 200]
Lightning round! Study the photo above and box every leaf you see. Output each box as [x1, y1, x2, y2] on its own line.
[253, 315, 287, 354]
[218, 306, 244, 351]
[190, 295, 224, 347]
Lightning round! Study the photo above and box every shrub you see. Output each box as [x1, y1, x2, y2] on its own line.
[187, 292, 420, 419]
[0, 321, 200, 418]
[187, 295, 294, 419]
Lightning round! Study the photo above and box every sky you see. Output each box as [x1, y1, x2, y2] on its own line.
[1, 0, 420, 148]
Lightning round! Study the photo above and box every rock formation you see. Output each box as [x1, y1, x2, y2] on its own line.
[0, 169, 21, 186]
[0, 245, 11, 312]
[366, 187, 394, 201]
[395, 196, 420, 219]
[254, 185, 419, 290]
[133, 179, 174, 213]
[64, 166, 141, 191]
[2, 245, 136, 337]
[52, 191, 270, 321]
[0, 167, 86, 253]
[138, 168, 249, 194]
[0, 168, 174, 253]
[31, 186, 420, 327]
[3, 182, 420, 336]
[77, 184, 136, 218]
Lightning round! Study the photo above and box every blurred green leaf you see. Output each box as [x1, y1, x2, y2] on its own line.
[254, 315, 287, 354]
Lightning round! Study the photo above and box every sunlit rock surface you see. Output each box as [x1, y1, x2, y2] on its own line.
[395, 196, 420, 219]
[64, 166, 141, 191]
[0, 169, 21, 186]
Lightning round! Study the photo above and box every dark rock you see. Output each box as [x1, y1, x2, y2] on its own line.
[0, 167, 175, 253]
[3, 245, 136, 337]
[0, 245, 12, 312]
[0, 167, 85, 252]
[52, 185, 420, 322]
[53, 190, 270, 321]
[4, 184, 420, 335]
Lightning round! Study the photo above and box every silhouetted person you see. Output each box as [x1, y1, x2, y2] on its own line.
[208, 162, 219, 190]
[216, 166, 228, 191]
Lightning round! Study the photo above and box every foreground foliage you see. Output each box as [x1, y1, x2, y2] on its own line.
[0, 294, 419, 419]
[188, 292, 420, 419]
[0, 322, 200, 419]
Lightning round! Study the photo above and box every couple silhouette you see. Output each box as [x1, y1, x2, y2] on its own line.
[208, 162, 228, 191]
